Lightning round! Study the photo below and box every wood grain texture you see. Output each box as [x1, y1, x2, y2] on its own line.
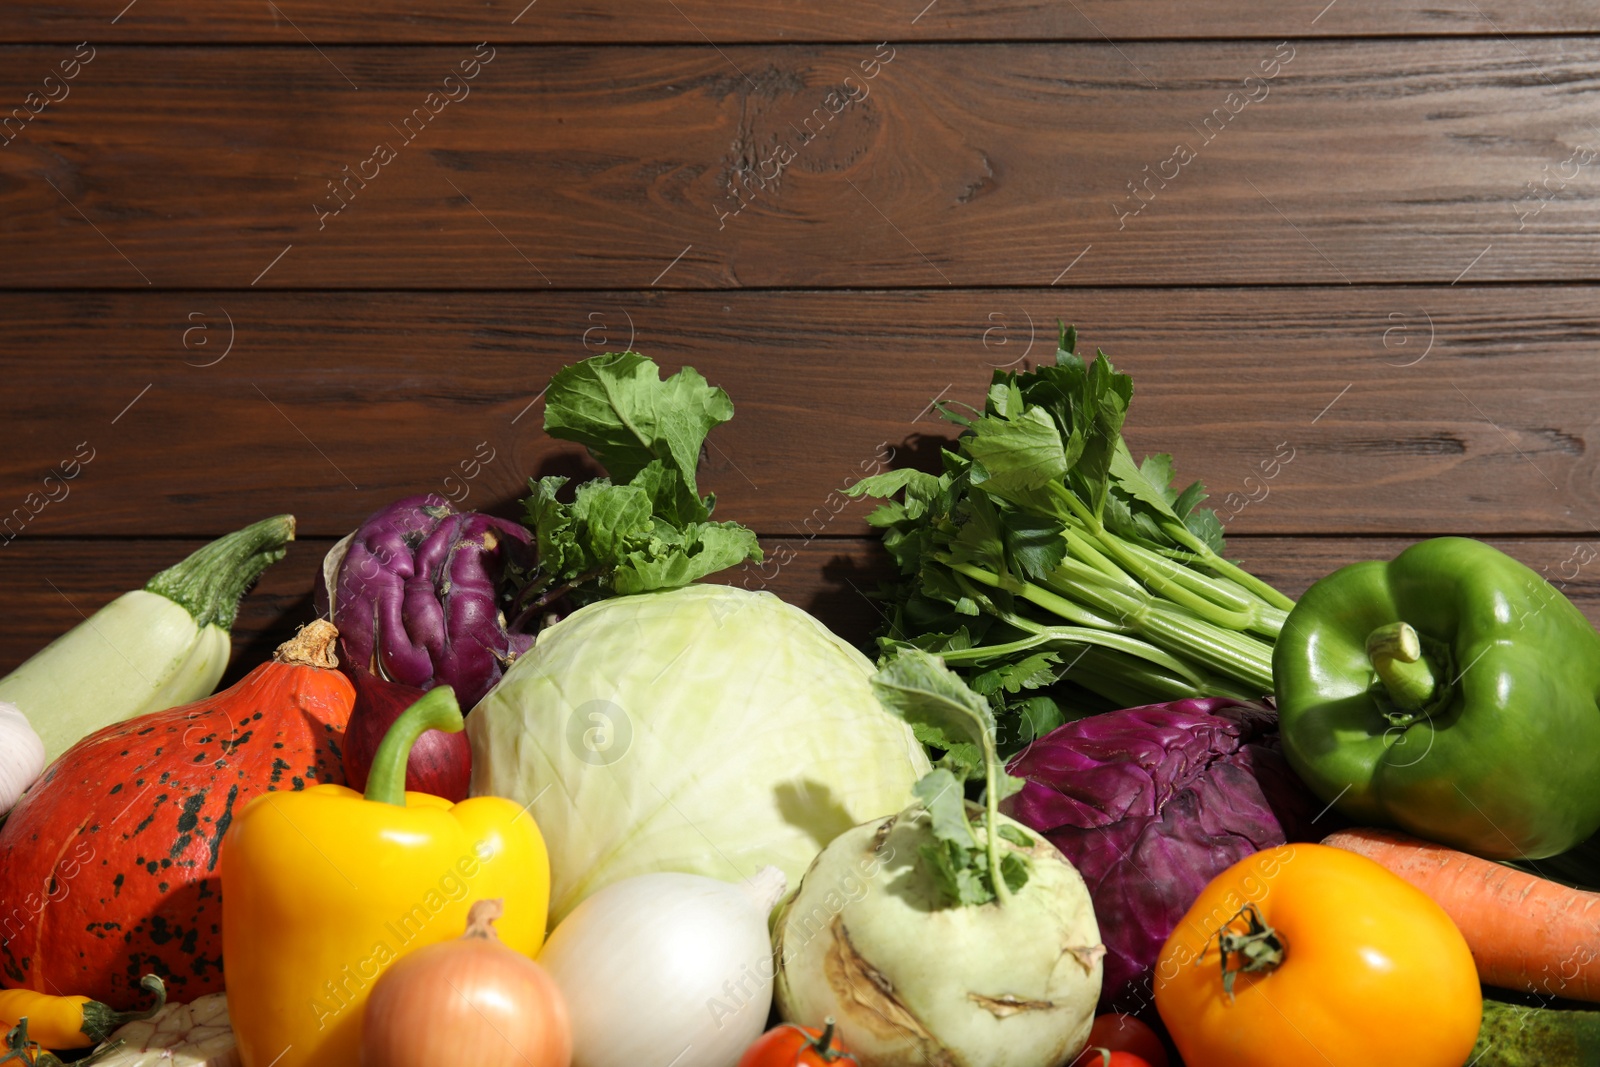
[2, 287, 1596, 540]
[2, 41, 1599, 288]
[0, 1, 1592, 43]
[6, 535, 1600, 685]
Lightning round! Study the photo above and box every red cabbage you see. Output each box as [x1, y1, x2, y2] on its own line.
[1002, 697, 1326, 1016]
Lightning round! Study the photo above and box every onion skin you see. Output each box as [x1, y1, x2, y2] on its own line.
[362, 899, 571, 1067]
[342, 666, 472, 801]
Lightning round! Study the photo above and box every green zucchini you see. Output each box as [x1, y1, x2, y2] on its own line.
[1470, 999, 1600, 1066]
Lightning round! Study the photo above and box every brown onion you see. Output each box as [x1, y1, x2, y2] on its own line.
[362, 898, 572, 1067]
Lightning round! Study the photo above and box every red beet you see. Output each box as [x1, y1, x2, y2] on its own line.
[343, 667, 472, 801]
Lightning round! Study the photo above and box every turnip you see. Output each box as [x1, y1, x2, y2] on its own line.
[774, 650, 1105, 1067]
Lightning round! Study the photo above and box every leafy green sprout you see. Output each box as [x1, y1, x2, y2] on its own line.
[870, 649, 1036, 907]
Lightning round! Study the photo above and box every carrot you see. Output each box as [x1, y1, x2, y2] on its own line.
[1324, 827, 1600, 1003]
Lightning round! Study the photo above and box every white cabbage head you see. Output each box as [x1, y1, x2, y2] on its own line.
[467, 584, 931, 922]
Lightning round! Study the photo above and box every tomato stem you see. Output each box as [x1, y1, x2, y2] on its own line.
[1207, 903, 1285, 1000]
[802, 1018, 854, 1063]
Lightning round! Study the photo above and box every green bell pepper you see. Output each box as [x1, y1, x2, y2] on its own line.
[1274, 536, 1600, 860]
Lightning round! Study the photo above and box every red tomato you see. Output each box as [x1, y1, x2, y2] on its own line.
[738, 1022, 858, 1067]
[1072, 1015, 1169, 1067]
[1074, 1052, 1153, 1067]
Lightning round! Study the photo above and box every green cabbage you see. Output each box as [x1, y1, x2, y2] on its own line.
[467, 584, 931, 921]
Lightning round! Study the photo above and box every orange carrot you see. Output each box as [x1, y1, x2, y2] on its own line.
[1324, 827, 1600, 1003]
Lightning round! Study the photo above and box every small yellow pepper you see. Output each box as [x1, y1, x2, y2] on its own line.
[0, 974, 163, 1050]
[220, 687, 550, 1067]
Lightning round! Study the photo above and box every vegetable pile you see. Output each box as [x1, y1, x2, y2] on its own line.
[3, 335, 1600, 1067]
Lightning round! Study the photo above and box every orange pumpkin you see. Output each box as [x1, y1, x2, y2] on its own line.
[0, 621, 353, 1006]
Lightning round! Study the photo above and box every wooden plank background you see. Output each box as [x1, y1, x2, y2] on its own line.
[4, 2, 1599, 41]
[4, 5, 1600, 680]
[4, 41, 1600, 288]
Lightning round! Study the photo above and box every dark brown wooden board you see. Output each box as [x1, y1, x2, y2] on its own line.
[3, 41, 1600, 288]
[3, 287, 1598, 540]
[0, 1, 1593, 43]
[5, 535, 1599, 685]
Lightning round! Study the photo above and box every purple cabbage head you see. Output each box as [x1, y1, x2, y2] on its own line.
[318, 495, 536, 710]
[1002, 697, 1326, 1016]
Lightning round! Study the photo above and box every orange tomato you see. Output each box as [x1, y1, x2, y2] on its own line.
[1153, 843, 1480, 1067]
[738, 1022, 857, 1067]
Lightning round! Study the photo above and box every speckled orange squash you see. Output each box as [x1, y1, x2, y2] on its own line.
[0, 620, 353, 1006]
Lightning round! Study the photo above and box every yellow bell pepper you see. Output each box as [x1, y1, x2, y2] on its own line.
[219, 687, 550, 1067]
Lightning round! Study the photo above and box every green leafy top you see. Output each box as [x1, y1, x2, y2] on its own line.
[870, 649, 1031, 907]
[851, 328, 1224, 587]
[843, 326, 1273, 740]
[517, 352, 762, 612]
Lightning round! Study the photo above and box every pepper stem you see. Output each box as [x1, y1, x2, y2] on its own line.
[79, 974, 167, 1042]
[364, 686, 464, 806]
[1365, 622, 1440, 713]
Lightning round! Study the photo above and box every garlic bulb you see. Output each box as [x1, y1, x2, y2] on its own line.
[93, 991, 238, 1067]
[0, 701, 46, 815]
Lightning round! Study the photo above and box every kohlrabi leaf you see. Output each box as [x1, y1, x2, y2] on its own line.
[914, 769, 973, 845]
[990, 770, 1027, 803]
[873, 650, 1035, 907]
[871, 649, 998, 759]
[518, 352, 761, 612]
[913, 770, 998, 906]
[999, 850, 1030, 894]
[920, 839, 994, 906]
[610, 521, 763, 596]
[543, 350, 731, 515]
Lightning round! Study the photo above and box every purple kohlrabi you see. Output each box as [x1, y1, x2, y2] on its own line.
[319, 495, 536, 710]
[1001, 698, 1327, 1017]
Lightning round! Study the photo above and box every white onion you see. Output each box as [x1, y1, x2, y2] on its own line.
[0, 701, 46, 815]
[537, 867, 786, 1067]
